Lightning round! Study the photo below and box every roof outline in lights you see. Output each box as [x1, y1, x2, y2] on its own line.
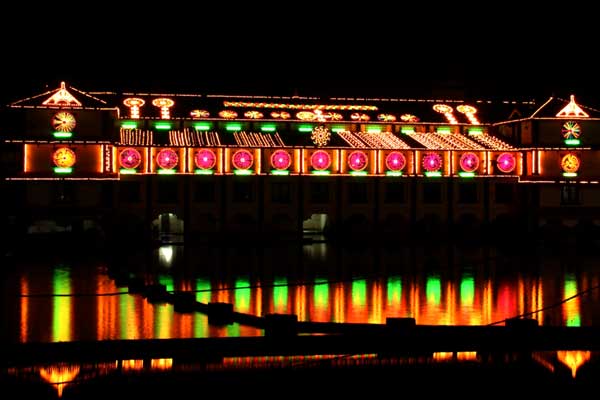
[10, 81, 109, 109]
[556, 95, 590, 118]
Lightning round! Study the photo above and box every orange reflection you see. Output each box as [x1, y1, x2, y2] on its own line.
[557, 350, 591, 378]
[121, 359, 144, 371]
[150, 358, 173, 370]
[20, 276, 28, 342]
[39, 364, 80, 398]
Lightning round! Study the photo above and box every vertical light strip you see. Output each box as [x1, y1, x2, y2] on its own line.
[218, 148, 223, 174]
[537, 150, 542, 175]
[111, 146, 117, 173]
[334, 149, 340, 173]
[23, 143, 29, 173]
[451, 151, 455, 176]
[484, 151, 490, 175]
[301, 149, 306, 174]
[414, 150, 420, 175]
[377, 150, 383, 174]
[255, 148, 261, 174]
[444, 151, 450, 176]
[518, 152, 524, 176]
[340, 150, 346, 174]
[146, 147, 151, 173]
[100, 145, 104, 173]
[532, 150, 537, 174]
[52, 267, 71, 343]
[20, 276, 28, 342]
[294, 148, 300, 174]
[224, 148, 230, 173]
[187, 147, 193, 173]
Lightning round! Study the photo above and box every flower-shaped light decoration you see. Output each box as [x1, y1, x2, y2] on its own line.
[561, 121, 581, 139]
[270, 150, 292, 170]
[496, 153, 516, 173]
[561, 153, 580, 173]
[311, 150, 331, 170]
[157, 149, 179, 170]
[52, 147, 76, 168]
[423, 153, 442, 172]
[348, 151, 368, 171]
[459, 152, 480, 173]
[232, 150, 254, 170]
[119, 148, 142, 169]
[385, 152, 406, 172]
[194, 149, 217, 170]
[311, 125, 331, 147]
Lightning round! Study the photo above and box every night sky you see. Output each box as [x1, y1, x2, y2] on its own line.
[2, 11, 598, 106]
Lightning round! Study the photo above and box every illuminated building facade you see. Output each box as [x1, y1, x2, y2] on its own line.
[2, 83, 600, 243]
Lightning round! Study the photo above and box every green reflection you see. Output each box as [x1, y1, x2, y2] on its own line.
[564, 274, 580, 327]
[155, 304, 172, 339]
[314, 279, 329, 307]
[274, 278, 288, 310]
[387, 276, 402, 304]
[235, 278, 251, 313]
[426, 275, 441, 306]
[352, 279, 367, 306]
[460, 276, 475, 306]
[52, 267, 71, 342]
[158, 275, 174, 292]
[194, 279, 211, 338]
[227, 323, 241, 337]
[119, 295, 136, 339]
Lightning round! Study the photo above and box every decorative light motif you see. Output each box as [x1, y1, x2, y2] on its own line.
[42, 82, 82, 106]
[297, 111, 316, 120]
[270, 150, 292, 170]
[348, 151, 368, 171]
[156, 149, 179, 170]
[351, 112, 370, 121]
[271, 111, 291, 119]
[561, 153, 580, 173]
[385, 152, 406, 171]
[223, 101, 378, 111]
[456, 104, 480, 125]
[123, 98, 145, 119]
[311, 125, 331, 147]
[556, 95, 589, 118]
[119, 148, 142, 169]
[496, 153, 516, 173]
[52, 147, 76, 168]
[433, 104, 458, 124]
[51, 112, 76, 132]
[244, 111, 264, 119]
[311, 150, 331, 170]
[152, 98, 175, 119]
[232, 150, 254, 170]
[190, 109, 210, 118]
[377, 114, 396, 122]
[400, 114, 420, 122]
[194, 149, 217, 170]
[562, 121, 581, 139]
[422, 153, 442, 172]
[219, 110, 238, 119]
[459, 152, 480, 172]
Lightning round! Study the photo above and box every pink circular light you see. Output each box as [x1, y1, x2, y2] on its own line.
[497, 153, 516, 173]
[270, 150, 292, 170]
[119, 148, 141, 169]
[459, 152, 480, 173]
[311, 150, 331, 170]
[423, 153, 442, 172]
[348, 151, 368, 171]
[385, 152, 406, 172]
[232, 150, 254, 170]
[157, 149, 178, 170]
[194, 149, 216, 170]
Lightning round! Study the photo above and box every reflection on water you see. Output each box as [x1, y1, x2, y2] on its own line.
[4, 245, 600, 343]
[6, 350, 595, 397]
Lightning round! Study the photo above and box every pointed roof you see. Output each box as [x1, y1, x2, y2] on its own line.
[9, 82, 112, 109]
[529, 95, 600, 119]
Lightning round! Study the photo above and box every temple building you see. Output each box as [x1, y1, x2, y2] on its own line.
[2, 82, 599, 245]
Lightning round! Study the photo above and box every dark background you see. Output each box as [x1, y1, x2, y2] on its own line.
[2, 8, 598, 106]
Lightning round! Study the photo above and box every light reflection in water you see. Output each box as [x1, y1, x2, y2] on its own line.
[39, 363, 80, 398]
[557, 350, 591, 378]
[52, 267, 71, 342]
[564, 274, 580, 327]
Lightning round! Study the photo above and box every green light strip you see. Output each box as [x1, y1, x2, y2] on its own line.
[226, 124, 242, 131]
[233, 169, 253, 175]
[193, 123, 211, 131]
[155, 122, 172, 130]
[53, 167, 72, 174]
[158, 169, 176, 174]
[400, 126, 415, 134]
[53, 132, 73, 139]
[195, 169, 214, 175]
[120, 168, 137, 174]
[121, 122, 138, 129]
[458, 172, 475, 178]
[298, 125, 313, 132]
[564, 139, 581, 146]
[366, 128, 381, 134]
[563, 172, 577, 177]
[425, 171, 442, 177]
[436, 127, 451, 134]
[468, 128, 483, 135]
[350, 170, 368, 176]
[261, 125, 277, 132]
[386, 171, 403, 176]
[271, 170, 290, 175]
[331, 127, 345, 133]
[311, 170, 330, 175]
